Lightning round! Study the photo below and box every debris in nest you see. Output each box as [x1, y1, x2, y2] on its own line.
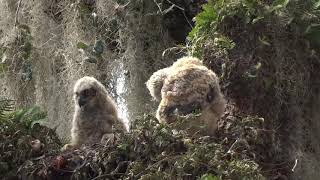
[0, 115, 62, 179]
[30, 139, 45, 157]
[0, 102, 61, 179]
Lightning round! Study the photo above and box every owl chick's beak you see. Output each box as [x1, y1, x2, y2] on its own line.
[78, 96, 87, 107]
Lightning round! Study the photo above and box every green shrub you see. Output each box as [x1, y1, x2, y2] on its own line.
[0, 98, 61, 178]
[188, 0, 320, 57]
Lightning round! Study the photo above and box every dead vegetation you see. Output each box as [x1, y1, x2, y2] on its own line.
[3, 103, 267, 180]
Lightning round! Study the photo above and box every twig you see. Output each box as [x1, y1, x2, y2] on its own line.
[12, 130, 21, 137]
[227, 139, 239, 153]
[111, 161, 129, 174]
[152, 0, 193, 28]
[30, 154, 46, 161]
[165, 0, 193, 28]
[182, 10, 193, 29]
[14, 0, 23, 27]
[153, 0, 163, 13]
[291, 158, 298, 172]
[166, 0, 184, 11]
[135, 155, 180, 178]
[162, 46, 187, 58]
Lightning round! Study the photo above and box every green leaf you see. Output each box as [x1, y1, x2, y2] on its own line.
[199, 174, 220, 180]
[1, 54, 7, 63]
[258, 36, 271, 46]
[243, 0, 256, 9]
[314, 0, 320, 9]
[271, 0, 289, 11]
[0, 98, 14, 120]
[305, 24, 320, 46]
[188, 4, 218, 39]
[255, 62, 262, 70]
[76, 42, 89, 50]
[8, 106, 47, 129]
[30, 118, 46, 128]
[0, 63, 8, 74]
[84, 57, 97, 63]
[305, 24, 320, 34]
[11, 109, 28, 121]
[0, 47, 6, 61]
[214, 36, 236, 49]
[117, 144, 129, 151]
[93, 40, 104, 55]
[21, 63, 33, 81]
[252, 16, 264, 24]
[245, 72, 257, 78]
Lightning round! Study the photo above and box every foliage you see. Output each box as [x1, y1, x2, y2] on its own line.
[1, 24, 34, 81]
[199, 174, 219, 180]
[188, 1, 236, 57]
[76, 40, 105, 64]
[0, 98, 47, 130]
[305, 24, 320, 46]
[0, 98, 14, 120]
[17, 24, 33, 61]
[16, 24, 33, 81]
[10, 106, 47, 130]
[188, 0, 320, 57]
[0, 99, 61, 178]
[188, 0, 320, 179]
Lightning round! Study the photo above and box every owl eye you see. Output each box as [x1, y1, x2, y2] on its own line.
[82, 88, 96, 97]
[83, 90, 89, 96]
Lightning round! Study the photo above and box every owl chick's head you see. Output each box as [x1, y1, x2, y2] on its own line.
[73, 76, 105, 108]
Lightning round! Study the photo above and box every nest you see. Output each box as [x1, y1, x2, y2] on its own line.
[4, 103, 274, 180]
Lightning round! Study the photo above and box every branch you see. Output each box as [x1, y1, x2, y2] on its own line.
[14, 0, 23, 27]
